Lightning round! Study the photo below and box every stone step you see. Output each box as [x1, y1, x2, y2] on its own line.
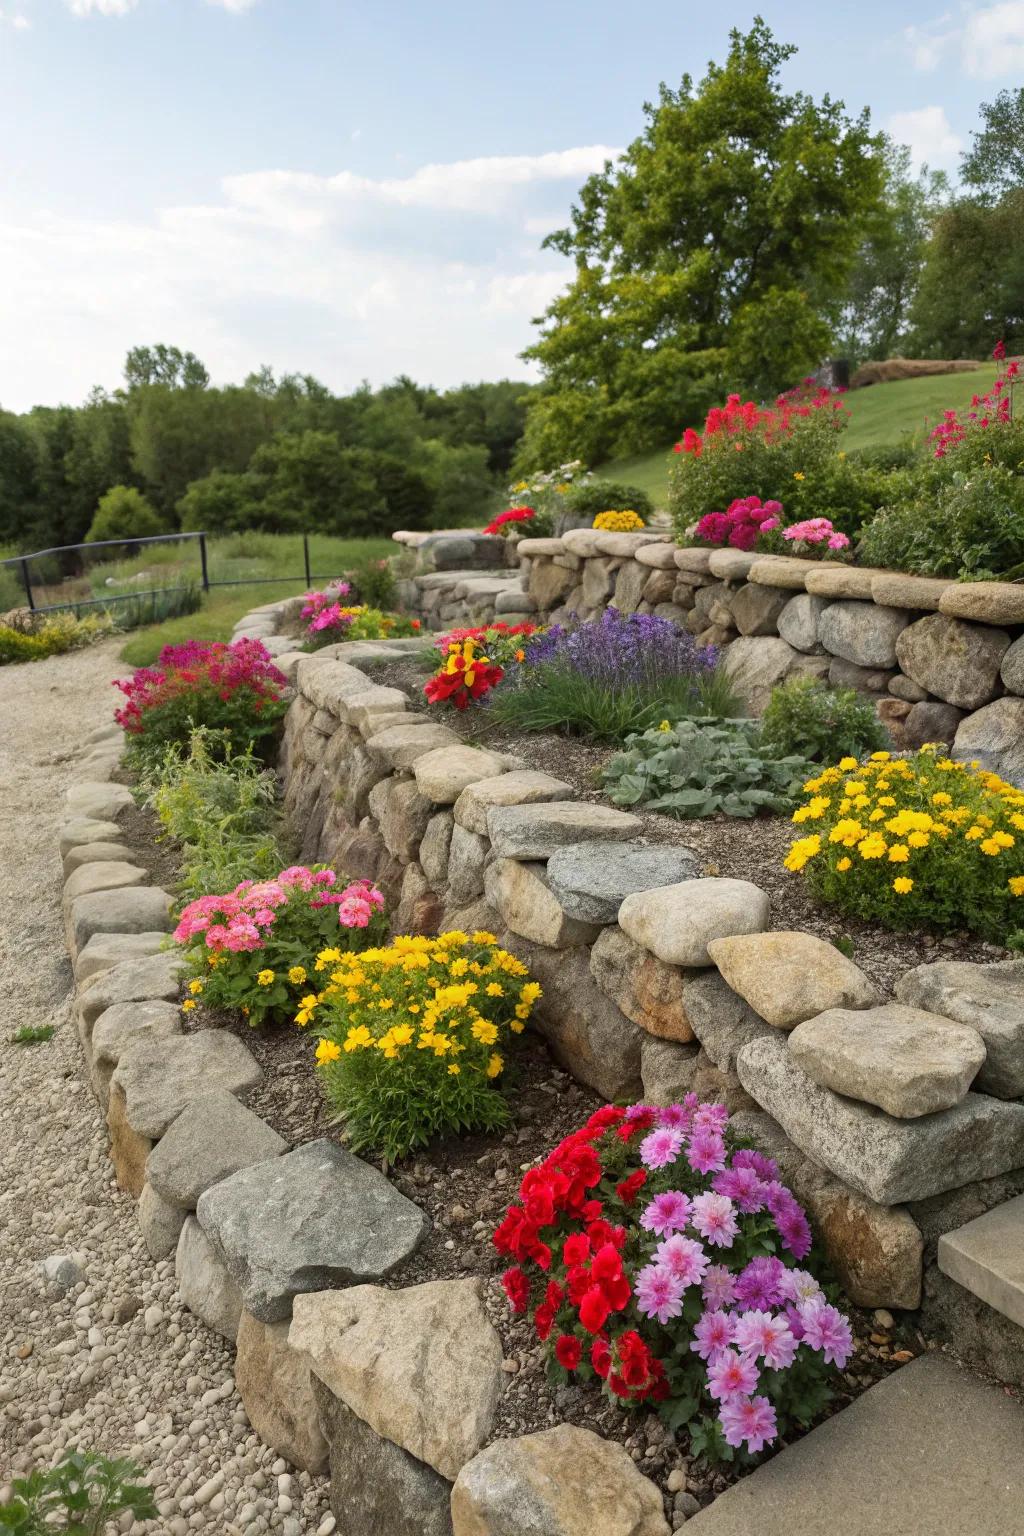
[937, 1192, 1024, 1329]
[686, 1354, 1022, 1535]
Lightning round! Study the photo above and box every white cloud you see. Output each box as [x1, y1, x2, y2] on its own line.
[0, 8, 31, 25]
[887, 105, 963, 170]
[903, 2, 1024, 76]
[0, 146, 615, 411]
[67, 0, 137, 13]
[964, 0, 1024, 75]
[205, 0, 259, 10]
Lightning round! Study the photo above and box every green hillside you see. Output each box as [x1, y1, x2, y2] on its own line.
[593, 366, 998, 510]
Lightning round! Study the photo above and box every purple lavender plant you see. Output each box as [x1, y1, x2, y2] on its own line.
[525, 608, 718, 686]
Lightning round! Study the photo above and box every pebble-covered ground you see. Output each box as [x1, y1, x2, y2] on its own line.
[0, 642, 334, 1534]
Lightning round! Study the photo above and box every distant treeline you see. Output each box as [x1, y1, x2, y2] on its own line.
[0, 346, 535, 555]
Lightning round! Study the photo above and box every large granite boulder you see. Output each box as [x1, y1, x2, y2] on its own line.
[290, 1279, 503, 1481]
[681, 970, 775, 1072]
[818, 601, 910, 669]
[454, 770, 574, 835]
[488, 859, 602, 948]
[79, 951, 184, 1032]
[234, 1310, 328, 1474]
[175, 1216, 244, 1343]
[895, 615, 1010, 711]
[111, 1031, 262, 1140]
[953, 696, 1024, 787]
[450, 1425, 670, 1536]
[486, 802, 642, 860]
[145, 1089, 287, 1209]
[706, 930, 881, 1029]
[69, 887, 174, 957]
[896, 959, 1024, 1100]
[737, 1034, 1024, 1204]
[196, 1139, 428, 1322]
[589, 927, 694, 1042]
[546, 841, 700, 925]
[788, 1004, 986, 1118]
[618, 878, 770, 966]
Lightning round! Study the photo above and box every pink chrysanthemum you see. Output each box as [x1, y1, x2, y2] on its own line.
[652, 1234, 709, 1289]
[733, 1309, 799, 1371]
[634, 1264, 686, 1326]
[690, 1192, 739, 1249]
[639, 1127, 684, 1170]
[686, 1129, 727, 1175]
[640, 1190, 691, 1237]
[702, 1264, 739, 1311]
[798, 1300, 853, 1367]
[691, 1309, 735, 1362]
[706, 1349, 759, 1403]
[719, 1393, 778, 1453]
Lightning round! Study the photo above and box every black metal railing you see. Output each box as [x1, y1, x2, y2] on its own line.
[0, 531, 320, 615]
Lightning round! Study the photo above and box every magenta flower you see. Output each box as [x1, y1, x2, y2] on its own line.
[690, 1192, 739, 1249]
[634, 1264, 686, 1325]
[702, 1264, 738, 1311]
[640, 1190, 691, 1237]
[733, 1309, 798, 1371]
[798, 1300, 853, 1367]
[652, 1234, 708, 1289]
[719, 1393, 778, 1454]
[712, 1164, 768, 1214]
[691, 1309, 735, 1362]
[692, 1102, 729, 1135]
[776, 1203, 812, 1261]
[706, 1349, 759, 1403]
[657, 1103, 693, 1131]
[639, 1126, 684, 1170]
[732, 1147, 779, 1182]
[686, 1129, 727, 1174]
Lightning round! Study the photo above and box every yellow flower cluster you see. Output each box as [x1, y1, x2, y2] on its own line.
[301, 929, 541, 1082]
[784, 747, 1024, 938]
[592, 509, 646, 532]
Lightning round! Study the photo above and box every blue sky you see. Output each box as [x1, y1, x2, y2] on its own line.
[1, 0, 1022, 410]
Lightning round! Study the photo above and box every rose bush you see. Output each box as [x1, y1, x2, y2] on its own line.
[174, 865, 386, 1027]
[496, 1098, 850, 1462]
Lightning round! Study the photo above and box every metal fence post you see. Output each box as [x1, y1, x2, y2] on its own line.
[20, 557, 34, 611]
[303, 534, 311, 588]
[198, 533, 210, 593]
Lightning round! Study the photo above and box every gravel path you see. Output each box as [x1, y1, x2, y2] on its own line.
[0, 643, 333, 1534]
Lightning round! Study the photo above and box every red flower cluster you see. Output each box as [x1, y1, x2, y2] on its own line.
[495, 1105, 667, 1404]
[483, 506, 537, 536]
[113, 638, 286, 734]
[692, 496, 783, 552]
[929, 350, 1021, 459]
[674, 382, 846, 456]
[423, 636, 504, 710]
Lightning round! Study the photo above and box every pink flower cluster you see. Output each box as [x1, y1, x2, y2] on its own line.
[929, 345, 1021, 458]
[300, 584, 352, 623]
[173, 867, 384, 951]
[782, 517, 850, 551]
[693, 496, 783, 552]
[113, 638, 286, 734]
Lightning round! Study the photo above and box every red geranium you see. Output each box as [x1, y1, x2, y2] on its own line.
[483, 505, 536, 536]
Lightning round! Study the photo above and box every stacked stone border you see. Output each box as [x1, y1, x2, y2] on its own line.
[52, 588, 1024, 1532]
[393, 528, 1024, 780]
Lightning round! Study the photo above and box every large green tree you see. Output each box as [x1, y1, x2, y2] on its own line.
[962, 88, 1024, 202]
[908, 190, 1024, 358]
[518, 20, 887, 467]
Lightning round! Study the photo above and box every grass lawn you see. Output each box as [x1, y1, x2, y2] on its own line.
[593, 366, 998, 509]
[117, 533, 396, 666]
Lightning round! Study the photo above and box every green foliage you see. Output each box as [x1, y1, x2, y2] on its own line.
[602, 718, 814, 818]
[519, 21, 887, 465]
[961, 87, 1024, 201]
[486, 660, 739, 744]
[0, 612, 112, 665]
[344, 555, 396, 609]
[562, 479, 654, 522]
[85, 485, 164, 544]
[124, 344, 210, 391]
[177, 470, 257, 535]
[858, 464, 1024, 579]
[0, 1448, 156, 1534]
[11, 1024, 55, 1045]
[909, 190, 1024, 359]
[138, 730, 284, 902]
[759, 678, 891, 764]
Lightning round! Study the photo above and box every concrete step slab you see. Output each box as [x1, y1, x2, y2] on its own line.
[938, 1193, 1024, 1329]
[686, 1355, 1022, 1535]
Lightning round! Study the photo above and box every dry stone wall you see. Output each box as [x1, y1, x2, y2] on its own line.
[392, 529, 1024, 787]
[251, 599, 1024, 1380]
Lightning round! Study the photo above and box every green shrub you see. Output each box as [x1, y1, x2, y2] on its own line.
[0, 1448, 156, 1534]
[0, 611, 112, 665]
[857, 464, 1024, 579]
[602, 717, 814, 817]
[759, 678, 890, 765]
[563, 478, 654, 522]
[139, 730, 284, 902]
[343, 555, 397, 609]
[86, 485, 164, 544]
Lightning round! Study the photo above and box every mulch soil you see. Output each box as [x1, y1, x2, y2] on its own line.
[358, 652, 1008, 998]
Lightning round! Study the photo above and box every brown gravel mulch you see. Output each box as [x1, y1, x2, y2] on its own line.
[357, 652, 1008, 998]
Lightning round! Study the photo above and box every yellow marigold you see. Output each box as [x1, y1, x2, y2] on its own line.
[888, 844, 910, 863]
[980, 838, 1003, 856]
[592, 509, 646, 532]
[784, 835, 821, 872]
[181, 998, 197, 1013]
[838, 757, 858, 771]
[447, 1063, 461, 1075]
[288, 966, 307, 985]
[344, 1025, 374, 1052]
[992, 831, 1015, 849]
[844, 781, 867, 797]
[893, 877, 914, 894]
[931, 792, 952, 807]
[965, 826, 985, 841]
[869, 752, 891, 762]
[836, 857, 852, 872]
[188, 979, 204, 995]
[1010, 876, 1024, 896]
[858, 835, 887, 860]
[485, 982, 504, 997]
[658, 719, 672, 732]
[256, 969, 275, 986]
[315, 1039, 341, 1065]
[471, 1018, 499, 1045]
[486, 1052, 504, 1079]
[907, 832, 930, 849]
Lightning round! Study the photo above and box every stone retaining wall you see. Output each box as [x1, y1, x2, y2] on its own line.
[240, 597, 1024, 1382]
[392, 528, 1024, 786]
